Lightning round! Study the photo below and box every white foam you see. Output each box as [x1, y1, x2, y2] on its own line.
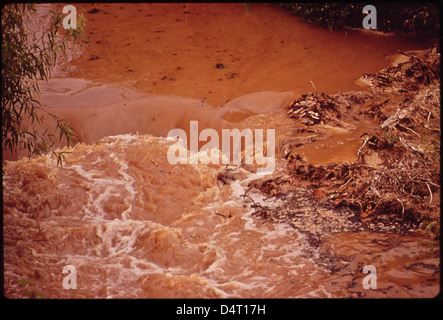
[65, 149, 137, 221]
[105, 134, 138, 144]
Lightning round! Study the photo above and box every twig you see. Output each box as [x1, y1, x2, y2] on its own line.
[426, 182, 433, 204]
[399, 137, 421, 153]
[214, 212, 228, 218]
[241, 192, 269, 211]
[241, 193, 258, 206]
[373, 199, 382, 211]
[357, 137, 369, 156]
[426, 181, 440, 188]
[398, 124, 421, 139]
[310, 80, 317, 94]
[370, 185, 381, 197]
[339, 177, 353, 189]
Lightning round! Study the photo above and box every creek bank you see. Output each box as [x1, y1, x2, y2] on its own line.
[247, 47, 440, 247]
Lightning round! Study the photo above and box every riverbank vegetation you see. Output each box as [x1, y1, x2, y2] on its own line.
[277, 3, 440, 33]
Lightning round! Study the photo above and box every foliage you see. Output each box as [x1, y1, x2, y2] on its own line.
[383, 128, 399, 148]
[1, 4, 86, 166]
[419, 220, 440, 256]
[18, 278, 46, 299]
[279, 3, 351, 30]
[277, 3, 440, 33]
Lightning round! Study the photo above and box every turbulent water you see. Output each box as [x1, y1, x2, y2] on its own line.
[3, 134, 327, 298]
[3, 3, 439, 299]
[4, 131, 439, 298]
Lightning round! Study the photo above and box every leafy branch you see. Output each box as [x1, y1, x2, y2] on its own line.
[2, 4, 86, 168]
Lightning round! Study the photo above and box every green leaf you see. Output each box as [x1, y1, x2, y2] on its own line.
[2, 3, 85, 165]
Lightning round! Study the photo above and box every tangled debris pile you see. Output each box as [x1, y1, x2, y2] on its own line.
[249, 47, 440, 240]
[244, 185, 364, 246]
[287, 91, 371, 129]
[359, 47, 440, 93]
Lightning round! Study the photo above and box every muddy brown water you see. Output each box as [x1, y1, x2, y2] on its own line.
[3, 3, 439, 298]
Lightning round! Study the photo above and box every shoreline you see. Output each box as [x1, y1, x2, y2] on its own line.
[250, 47, 440, 238]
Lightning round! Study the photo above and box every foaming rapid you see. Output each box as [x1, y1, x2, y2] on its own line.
[3, 133, 332, 298]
